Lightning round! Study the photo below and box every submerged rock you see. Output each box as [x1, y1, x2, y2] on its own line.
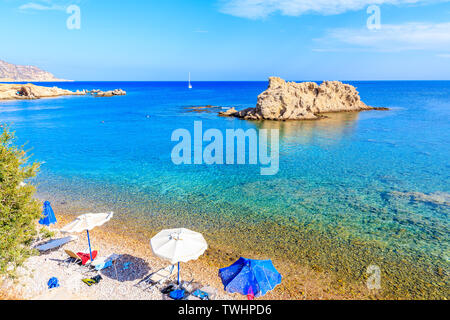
[391, 191, 450, 207]
[184, 105, 222, 113]
[222, 77, 384, 121]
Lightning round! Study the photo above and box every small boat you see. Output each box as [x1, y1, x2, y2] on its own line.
[188, 72, 192, 89]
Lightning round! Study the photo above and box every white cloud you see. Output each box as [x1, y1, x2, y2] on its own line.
[219, 0, 449, 19]
[437, 53, 450, 58]
[18, 0, 76, 11]
[19, 3, 63, 10]
[314, 22, 450, 52]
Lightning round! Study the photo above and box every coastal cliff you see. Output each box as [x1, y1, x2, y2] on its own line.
[220, 77, 381, 120]
[0, 60, 71, 82]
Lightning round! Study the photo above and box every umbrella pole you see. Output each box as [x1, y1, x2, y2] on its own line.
[178, 262, 180, 285]
[86, 230, 93, 262]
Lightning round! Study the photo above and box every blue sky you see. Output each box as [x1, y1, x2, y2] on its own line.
[1, 0, 449, 80]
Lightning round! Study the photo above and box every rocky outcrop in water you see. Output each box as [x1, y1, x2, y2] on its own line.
[90, 88, 126, 97]
[0, 84, 127, 100]
[219, 77, 383, 120]
[219, 107, 238, 117]
[0, 83, 84, 100]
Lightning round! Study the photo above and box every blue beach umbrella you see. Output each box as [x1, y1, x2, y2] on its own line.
[219, 257, 282, 299]
[39, 201, 57, 226]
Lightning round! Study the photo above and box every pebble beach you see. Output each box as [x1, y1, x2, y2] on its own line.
[1, 216, 234, 300]
[1, 211, 371, 300]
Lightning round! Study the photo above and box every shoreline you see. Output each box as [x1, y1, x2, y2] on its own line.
[1, 197, 372, 300]
[1, 204, 369, 300]
[1, 176, 447, 300]
[31, 179, 449, 300]
[1, 214, 236, 300]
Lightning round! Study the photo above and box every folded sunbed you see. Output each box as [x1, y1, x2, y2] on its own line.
[35, 236, 78, 252]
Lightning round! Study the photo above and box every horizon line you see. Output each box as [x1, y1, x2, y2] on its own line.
[3, 79, 450, 83]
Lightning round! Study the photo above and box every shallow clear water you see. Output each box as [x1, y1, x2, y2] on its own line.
[1, 81, 449, 298]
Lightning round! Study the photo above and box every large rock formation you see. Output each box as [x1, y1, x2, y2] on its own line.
[0, 60, 71, 82]
[220, 77, 380, 120]
[0, 83, 84, 100]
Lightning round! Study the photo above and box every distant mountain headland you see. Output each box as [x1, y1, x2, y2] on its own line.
[0, 60, 72, 82]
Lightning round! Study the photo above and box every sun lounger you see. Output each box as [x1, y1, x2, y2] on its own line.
[63, 249, 97, 267]
[137, 265, 175, 290]
[65, 249, 82, 261]
[91, 253, 120, 271]
[77, 251, 98, 265]
[81, 253, 120, 275]
[35, 236, 78, 252]
[148, 265, 175, 285]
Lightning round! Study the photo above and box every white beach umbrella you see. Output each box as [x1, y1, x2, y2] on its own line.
[61, 212, 113, 262]
[150, 228, 208, 284]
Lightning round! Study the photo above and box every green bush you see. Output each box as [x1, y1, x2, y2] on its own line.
[0, 126, 41, 277]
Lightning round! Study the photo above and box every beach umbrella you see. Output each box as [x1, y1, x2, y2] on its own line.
[38, 201, 57, 226]
[61, 212, 113, 262]
[150, 228, 208, 285]
[219, 257, 282, 299]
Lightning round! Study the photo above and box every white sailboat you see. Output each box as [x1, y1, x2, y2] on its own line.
[188, 72, 192, 89]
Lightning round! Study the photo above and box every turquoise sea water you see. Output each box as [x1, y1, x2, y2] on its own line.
[1, 81, 449, 298]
